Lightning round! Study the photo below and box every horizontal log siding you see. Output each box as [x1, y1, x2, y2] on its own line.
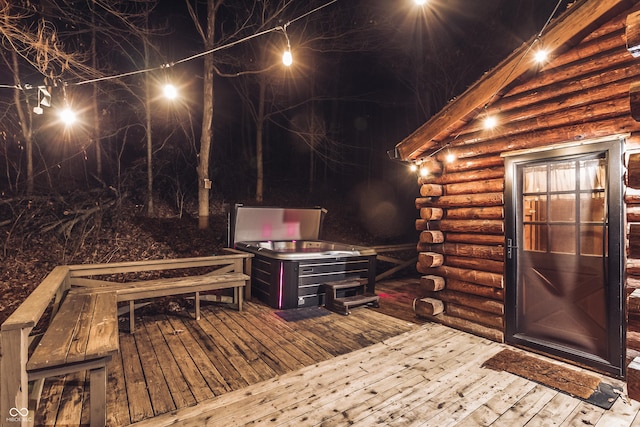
[413, 7, 640, 344]
[627, 150, 640, 308]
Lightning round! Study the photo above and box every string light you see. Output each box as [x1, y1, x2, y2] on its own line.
[163, 83, 178, 100]
[476, 0, 563, 131]
[58, 107, 77, 126]
[392, 0, 564, 169]
[533, 48, 549, 63]
[282, 50, 293, 66]
[445, 151, 456, 163]
[484, 115, 497, 129]
[0, 0, 338, 90]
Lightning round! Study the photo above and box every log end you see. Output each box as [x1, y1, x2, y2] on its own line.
[413, 297, 445, 317]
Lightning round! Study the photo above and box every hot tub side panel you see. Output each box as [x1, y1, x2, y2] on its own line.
[250, 254, 376, 309]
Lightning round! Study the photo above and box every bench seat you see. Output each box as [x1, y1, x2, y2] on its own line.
[27, 291, 118, 427]
[80, 272, 249, 332]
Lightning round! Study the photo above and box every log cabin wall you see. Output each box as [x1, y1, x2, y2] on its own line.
[413, 4, 640, 346]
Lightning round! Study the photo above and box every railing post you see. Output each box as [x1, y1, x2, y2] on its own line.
[1, 328, 30, 427]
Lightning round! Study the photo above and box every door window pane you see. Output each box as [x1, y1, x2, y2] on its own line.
[524, 224, 547, 251]
[524, 165, 547, 193]
[549, 224, 576, 254]
[580, 159, 606, 190]
[550, 162, 576, 191]
[549, 194, 575, 221]
[580, 226, 605, 256]
[580, 193, 605, 222]
[523, 195, 546, 222]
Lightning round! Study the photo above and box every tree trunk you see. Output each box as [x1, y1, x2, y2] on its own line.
[255, 77, 266, 202]
[11, 51, 33, 194]
[144, 15, 154, 217]
[198, 0, 217, 229]
[91, 2, 102, 179]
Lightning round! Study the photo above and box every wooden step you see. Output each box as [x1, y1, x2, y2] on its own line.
[327, 293, 379, 315]
[324, 279, 366, 291]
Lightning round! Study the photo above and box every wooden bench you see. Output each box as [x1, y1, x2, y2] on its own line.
[1, 252, 253, 427]
[28, 291, 118, 427]
[68, 252, 252, 332]
[1, 267, 118, 427]
[78, 272, 248, 332]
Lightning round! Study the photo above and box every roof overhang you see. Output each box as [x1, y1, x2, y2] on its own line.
[393, 0, 639, 161]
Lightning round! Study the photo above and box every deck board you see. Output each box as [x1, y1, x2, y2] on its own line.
[120, 332, 154, 423]
[153, 316, 216, 402]
[29, 278, 640, 426]
[166, 316, 230, 396]
[132, 323, 175, 416]
[106, 339, 131, 426]
[142, 320, 197, 408]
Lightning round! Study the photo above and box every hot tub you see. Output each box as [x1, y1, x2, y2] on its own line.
[232, 206, 377, 309]
[236, 240, 371, 260]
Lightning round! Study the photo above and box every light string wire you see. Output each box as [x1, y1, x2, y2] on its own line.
[71, 0, 339, 86]
[3, 0, 339, 89]
[483, 0, 564, 113]
[409, 0, 565, 168]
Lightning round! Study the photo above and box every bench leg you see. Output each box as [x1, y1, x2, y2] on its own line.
[90, 365, 108, 427]
[195, 291, 201, 320]
[236, 286, 243, 311]
[129, 300, 135, 333]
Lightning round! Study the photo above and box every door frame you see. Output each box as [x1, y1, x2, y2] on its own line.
[504, 138, 625, 378]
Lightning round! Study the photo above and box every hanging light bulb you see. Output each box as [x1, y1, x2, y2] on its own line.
[534, 49, 549, 63]
[59, 107, 77, 126]
[484, 115, 498, 129]
[445, 151, 456, 163]
[419, 165, 429, 177]
[163, 83, 178, 100]
[409, 163, 418, 172]
[414, 0, 428, 5]
[282, 49, 293, 67]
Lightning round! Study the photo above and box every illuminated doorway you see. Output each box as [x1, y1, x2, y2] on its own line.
[505, 140, 625, 377]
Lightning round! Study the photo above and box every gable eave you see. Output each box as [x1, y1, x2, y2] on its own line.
[394, 0, 639, 161]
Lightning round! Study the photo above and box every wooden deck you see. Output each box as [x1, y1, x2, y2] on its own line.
[30, 279, 640, 426]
